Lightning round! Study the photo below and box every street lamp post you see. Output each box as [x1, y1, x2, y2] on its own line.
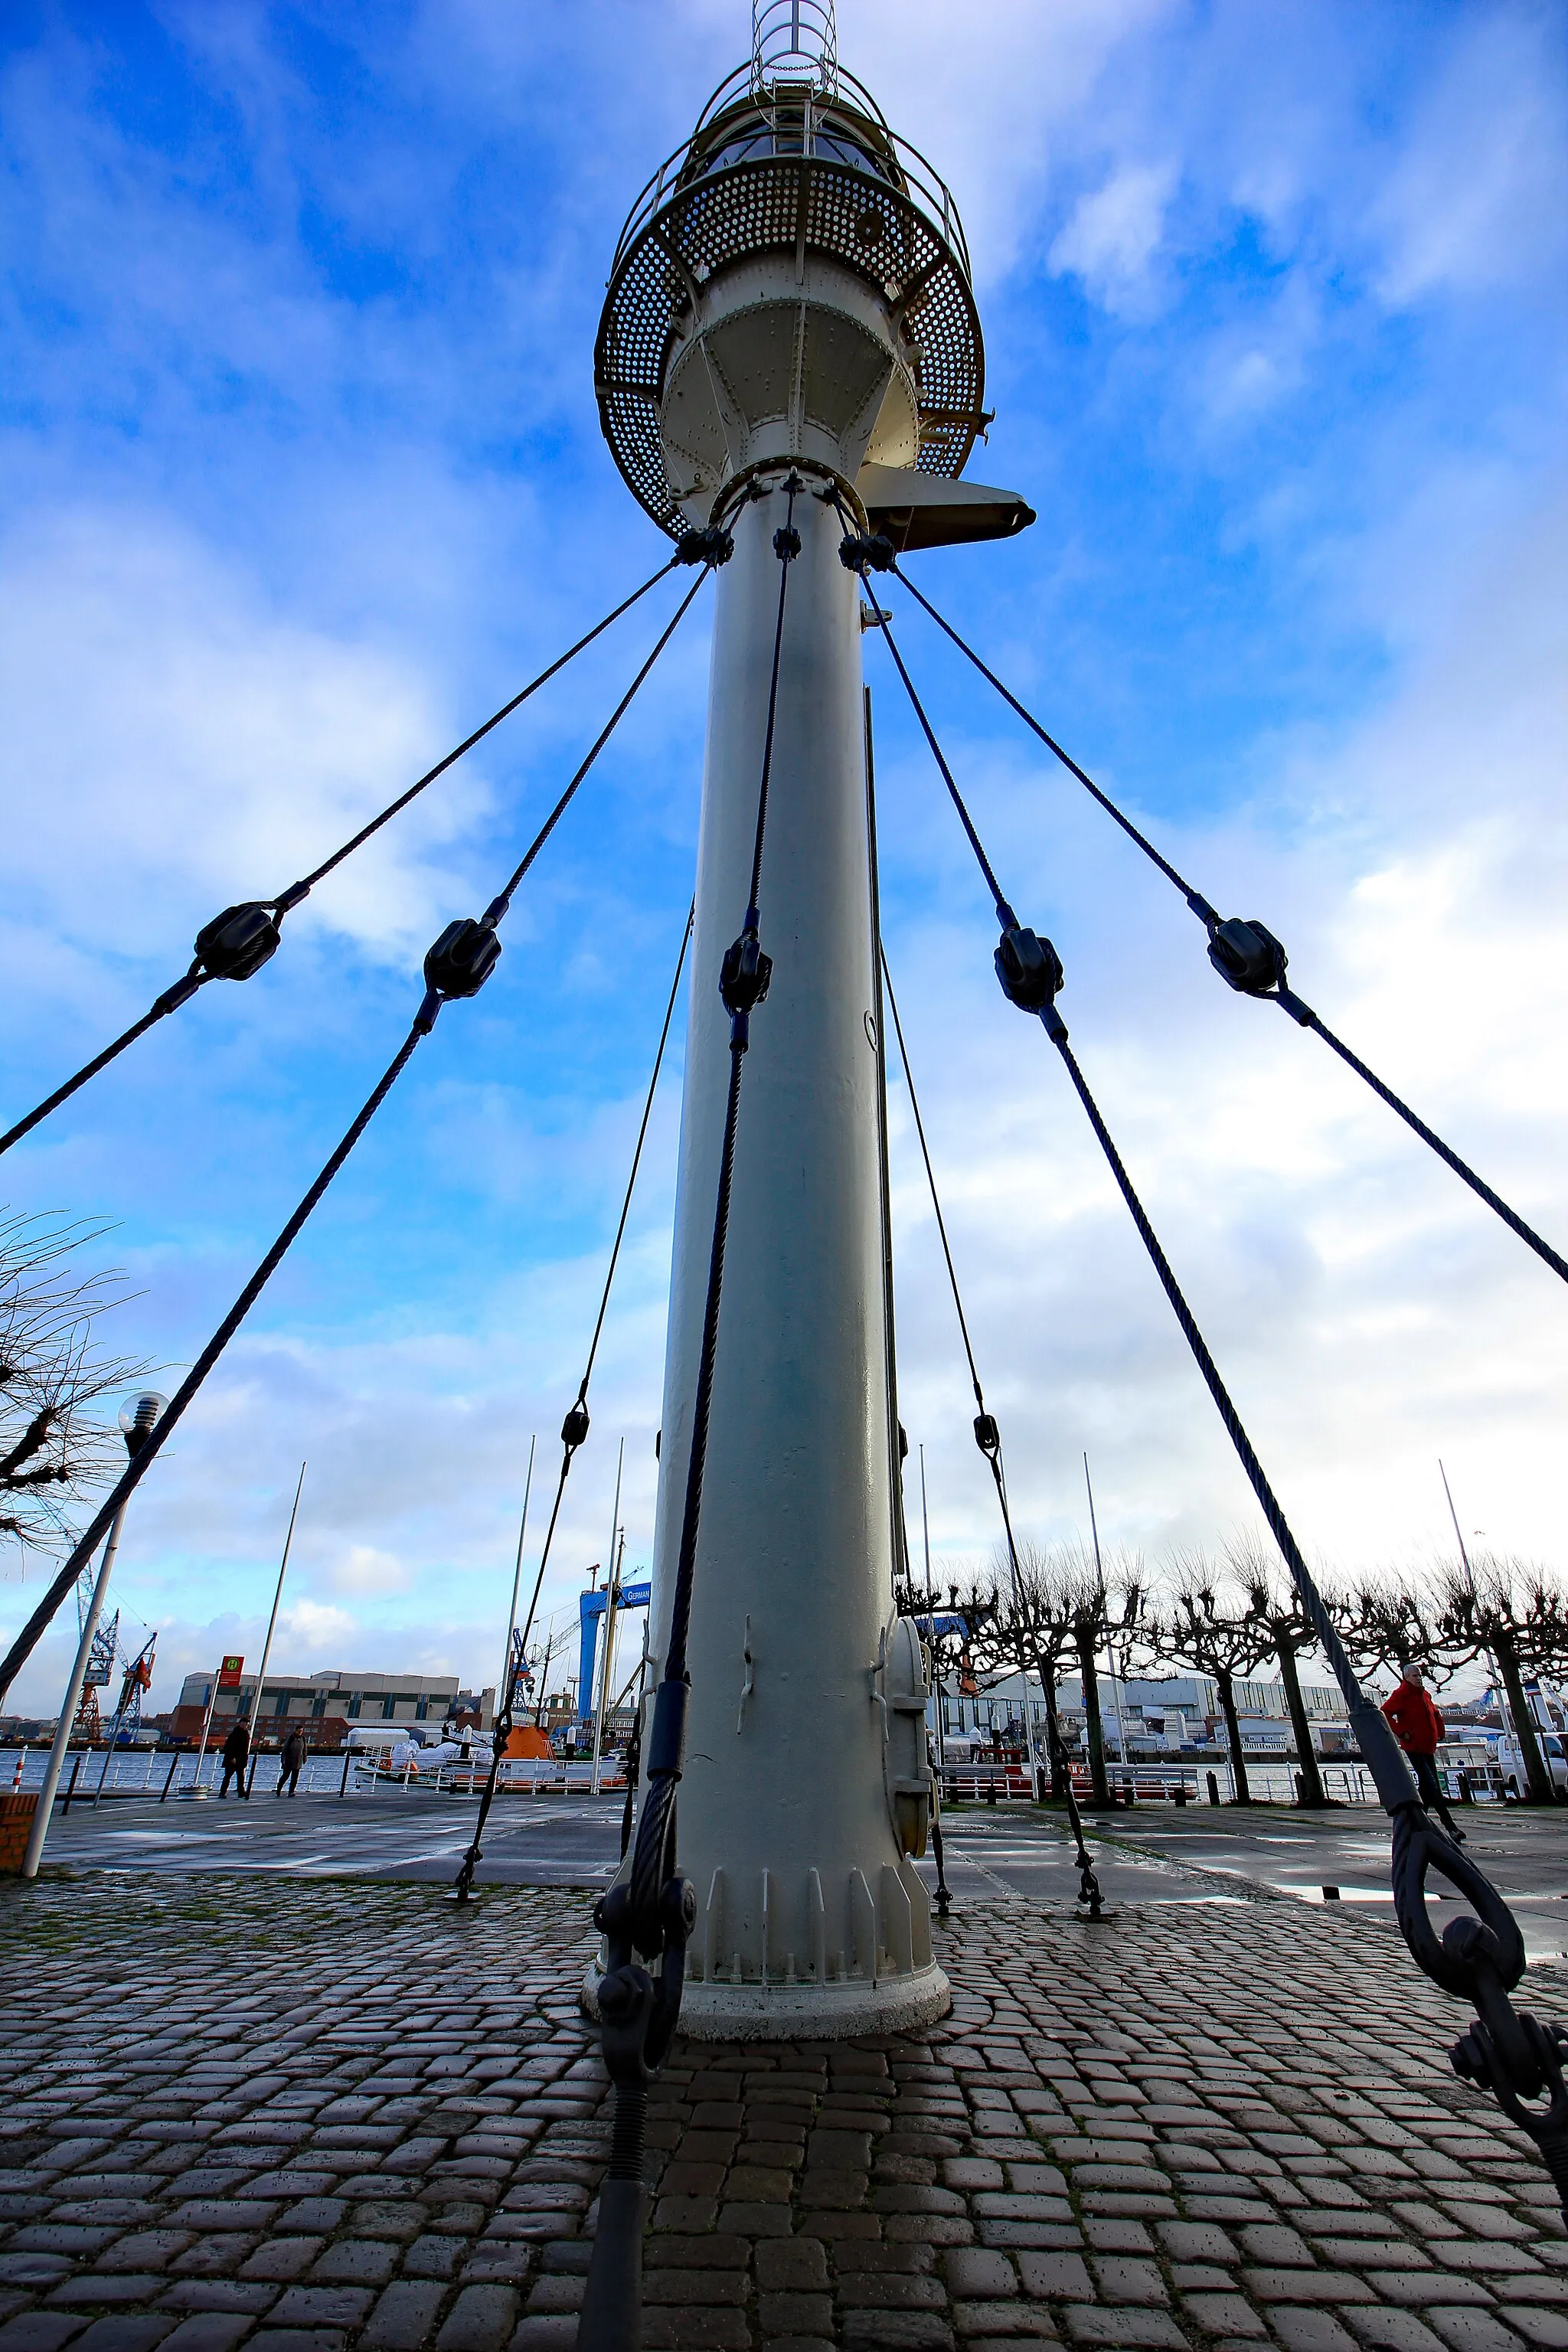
[244, 1462, 307, 1796]
[21, 1391, 166, 1877]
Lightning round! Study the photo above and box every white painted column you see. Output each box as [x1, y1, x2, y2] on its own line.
[642, 473, 945, 2036]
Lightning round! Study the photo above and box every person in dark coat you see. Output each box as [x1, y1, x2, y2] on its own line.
[218, 1717, 250, 1798]
[276, 1727, 305, 1797]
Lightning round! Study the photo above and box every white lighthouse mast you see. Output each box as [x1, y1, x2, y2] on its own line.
[593, 0, 1031, 2037]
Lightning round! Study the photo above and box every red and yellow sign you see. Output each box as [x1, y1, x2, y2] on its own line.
[217, 1655, 244, 1689]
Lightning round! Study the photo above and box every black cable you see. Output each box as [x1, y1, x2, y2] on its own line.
[635, 477, 799, 1909]
[874, 595, 1568, 2204]
[880, 936, 1100, 1894]
[477, 570, 712, 929]
[0, 555, 692, 1165]
[288, 560, 683, 900]
[1285, 997, 1568, 1288]
[0, 973, 209, 1158]
[581, 480, 802, 2352]
[0, 1019, 426, 1707]
[452, 900, 694, 1902]
[0, 566, 717, 1708]
[879, 950, 985, 1411]
[890, 560, 1216, 921]
[886, 557, 1567, 1293]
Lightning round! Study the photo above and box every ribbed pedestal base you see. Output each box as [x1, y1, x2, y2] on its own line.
[581, 1960, 950, 2043]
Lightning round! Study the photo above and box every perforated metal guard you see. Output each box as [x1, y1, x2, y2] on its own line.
[595, 156, 985, 537]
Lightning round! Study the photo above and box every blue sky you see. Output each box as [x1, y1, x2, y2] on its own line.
[3, 0, 1566, 1717]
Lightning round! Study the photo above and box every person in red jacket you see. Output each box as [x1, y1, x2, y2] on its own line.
[1382, 1664, 1464, 1841]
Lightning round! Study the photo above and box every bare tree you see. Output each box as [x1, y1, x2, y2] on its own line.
[1152, 1552, 1272, 1804]
[1437, 1554, 1565, 1805]
[1, 1212, 146, 1557]
[1227, 1531, 1330, 1808]
[1065, 1547, 1145, 1807]
[1325, 1572, 1450, 1692]
[0, 1212, 151, 1706]
[969, 1540, 1079, 1798]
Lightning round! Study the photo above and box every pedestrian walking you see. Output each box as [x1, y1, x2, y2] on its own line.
[276, 1727, 305, 1797]
[1382, 1664, 1464, 1841]
[218, 1718, 250, 1799]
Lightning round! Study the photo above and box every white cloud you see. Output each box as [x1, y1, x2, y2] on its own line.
[327, 1544, 411, 1596]
[0, 506, 482, 970]
[281, 1596, 358, 1647]
[1049, 162, 1177, 315]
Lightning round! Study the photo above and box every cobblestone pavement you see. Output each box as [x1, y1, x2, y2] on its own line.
[2, 1875, 1565, 2352]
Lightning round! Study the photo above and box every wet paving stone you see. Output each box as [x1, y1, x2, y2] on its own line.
[2, 1874, 1565, 2349]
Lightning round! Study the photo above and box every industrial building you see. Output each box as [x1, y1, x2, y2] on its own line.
[166, 1668, 492, 1748]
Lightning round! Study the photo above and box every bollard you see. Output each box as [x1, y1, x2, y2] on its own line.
[1294, 1770, 1306, 1806]
[59, 1753, 84, 1815]
[1122, 1776, 1135, 1808]
[1459, 1769, 1474, 1805]
[986, 1775, 998, 1807]
[1174, 1784, 1188, 1807]
[339, 1748, 353, 1798]
[160, 1754, 181, 1802]
[1207, 1772, 1220, 1806]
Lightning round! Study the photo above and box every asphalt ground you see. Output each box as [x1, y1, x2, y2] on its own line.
[28, 1786, 1568, 1959]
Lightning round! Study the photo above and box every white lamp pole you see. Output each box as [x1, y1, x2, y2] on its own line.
[22, 1391, 165, 1877]
[243, 1462, 306, 1796]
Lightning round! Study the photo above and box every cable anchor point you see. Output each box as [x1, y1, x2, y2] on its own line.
[838, 529, 895, 573]
[676, 525, 733, 567]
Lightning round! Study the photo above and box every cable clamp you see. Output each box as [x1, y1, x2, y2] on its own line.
[423, 917, 502, 1001]
[973, 1411, 1001, 1460]
[719, 929, 773, 1047]
[561, 1396, 590, 1452]
[194, 903, 283, 984]
[1207, 915, 1289, 997]
[773, 524, 802, 561]
[838, 530, 895, 573]
[995, 923, 1064, 1015]
[675, 526, 733, 567]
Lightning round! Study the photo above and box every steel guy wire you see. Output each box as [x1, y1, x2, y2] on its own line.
[0, 552, 700, 1164]
[886, 555, 1568, 1292]
[0, 560, 719, 1710]
[880, 933, 1101, 1899]
[580, 480, 802, 2352]
[862, 568, 1568, 2203]
[453, 899, 695, 1901]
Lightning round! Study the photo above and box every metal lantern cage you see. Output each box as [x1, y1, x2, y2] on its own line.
[595, 45, 985, 536]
